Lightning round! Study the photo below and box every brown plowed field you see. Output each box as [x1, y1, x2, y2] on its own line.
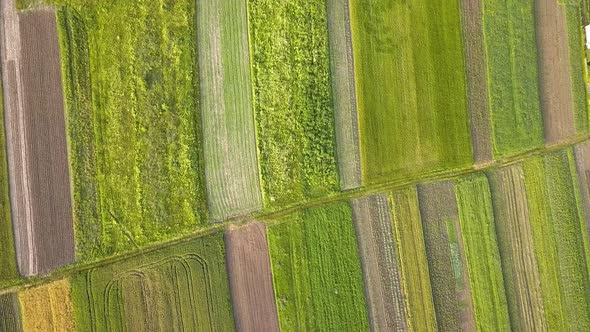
[536, 0, 576, 144]
[16, 9, 75, 275]
[352, 194, 407, 331]
[461, 0, 493, 163]
[225, 222, 280, 331]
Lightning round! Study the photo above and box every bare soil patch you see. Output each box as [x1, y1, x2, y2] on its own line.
[536, 0, 576, 144]
[225, 222, 279, 331]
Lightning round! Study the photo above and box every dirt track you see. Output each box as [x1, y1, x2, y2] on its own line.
[0, 4, 75, 277]
[536, 0, 576, 144]
[352, 194, 407, 331]
[225, 222, 280, 331]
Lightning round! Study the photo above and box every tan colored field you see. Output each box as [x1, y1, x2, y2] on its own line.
[225, 222, 280, 331]
[19, 279, 74, 332]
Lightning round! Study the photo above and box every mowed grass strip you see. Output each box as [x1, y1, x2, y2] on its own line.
[565, 3, 589, 134]
[55, 0, 208, 258]
[523, 151, 590, 330]
[71, 232, 234, 331]
[349, 0, 472, 184]
[418, 181, 475, 331]
[455, 174, 510, 331]
[326, 0, 361, 190]
[390, 187, 437, 332]
[196, 0, 262, 221]
[19, 279, 74, 331]
[267, 202, 369, 331]
[483, 0, 544, 156]
[248, 0, 339, 208]
[487, 165, 546, 330]
[0, 76, 18, 281]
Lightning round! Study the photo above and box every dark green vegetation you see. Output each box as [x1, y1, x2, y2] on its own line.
[565, 2, 589, 134]
[71, 232, 234, 331]
[455, 174, 510, 331]
[56, 0, 207, 260]
[248, 0, 339, 207]
[523, 151, 590, 330]
[349, 0, 472, 184]
[0, 78, 18, 282]
[0, 293, 22, 331]
[267, 201, 369, 331]
[483, 0, 544, 156]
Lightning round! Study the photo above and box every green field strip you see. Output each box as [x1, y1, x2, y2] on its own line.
[326, 0, 361, 190]
[523, 151, 590, 330]
[196, 0, 262, 222]
[418, 181, 475, 331]
[54, 0, 208, 259]
[349, 0, 472, 185]
[573, 141, 590, 263]
[487, 165, 546, 331]
[72, 232, 234, 331]
[0, 73, 18, 281]
[248, 0, 339, 208]
[267, 201, 369, 331]
[565, 3, 590, 134]
[390, 187, 437, 332]
[483, 0, 544, 156]
[455, 174, 510, 331]
[0, 293, 22, 331]
[351, 194, 407, 331]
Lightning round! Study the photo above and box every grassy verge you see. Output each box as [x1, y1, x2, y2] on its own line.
[455, 174, 510, 331]
[248, 0, 339, 208]
[349, 0, 472, 184]
[483, 0, 544, 156]
[267, 201, 369, 331]
[390, 187, 437, 332]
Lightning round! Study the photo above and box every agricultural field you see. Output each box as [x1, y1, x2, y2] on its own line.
[0, 293, 22, 331]
[349, 0, 473, 184]
[19, 279, 75, 331]
[71, 232, 234, 331]
[248, 0, 339, 207]
[267, 202, 369, 331]
[483, 0, 544, 156]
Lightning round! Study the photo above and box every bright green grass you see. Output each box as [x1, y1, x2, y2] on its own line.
[71, 232, 234, 331]
[390, 187, 437, 332]
[455, 174, 510, 331]
[483, 0, 544, 156]
[564, 3, 589, 134]
[247, 0, 339, 208]
[55, 0, 207, 260]
[267, 201, 369, 331]
[349, 0, 473, 185]
[0, 73, 18, 281]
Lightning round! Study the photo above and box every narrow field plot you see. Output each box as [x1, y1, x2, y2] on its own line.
[418, 181, 475, 331]
[574, 141, 590, 243]
[0, 293, 22, 331]
[267, 202, 369, 331]
[565, 3, 589, 134]
[523, 151, 590, 330]
[197, 0, 262, 221]
[455, 174, 510, 331]
[225, 222, 279, 331]
[390, 187, 437, 332]
[56, 1, 208, 260]
[326, 0, 361, 190]
[349, 0, 472, 184]
[483, 0, 544, 156]
[351, 194, 407, 331]
[19, 279, 74, 331]
[0, 78, 18, 282]
[72, 233, 234, 331]
[248, 0, 339, 207]
[16, 8, 75, 276]
[488, 165, 546, 331]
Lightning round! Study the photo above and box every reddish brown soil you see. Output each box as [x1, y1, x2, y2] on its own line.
[225, 222, 280, 331]
[17, 9, 75, 275]
[536, 0, 576, 144]
[461, 0, 493, 163]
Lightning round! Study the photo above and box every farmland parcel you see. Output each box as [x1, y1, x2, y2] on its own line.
[0, 293, 22, 331]
[19, 279, 75, 331]
[349, 0, 473, 184]
[268, 202, 369, 331]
